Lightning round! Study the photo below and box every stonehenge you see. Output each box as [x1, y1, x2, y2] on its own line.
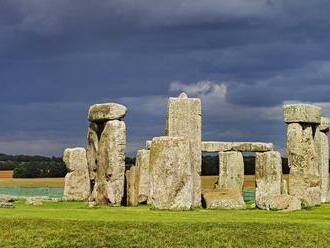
[126, 166, 139, 206]
[62, 94, 329, 212]
[317, 117, 329, 203]
[149, 136, 193, 210]
[255, 151, 301, 211]
[165, 92, 202, 207]
[63, 148, 90, 200]
[88, 103, 127, 206]
[203, 151, 246, 209]
[201, 142, 273, 153]
[283, 104, 322, 207]
[135, 149, 150, 203]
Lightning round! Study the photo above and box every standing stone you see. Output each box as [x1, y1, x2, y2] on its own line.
[135, 149, 150, 203]
[86, 123, 99, 193]
[255, 151, 282, 199]
[126, 166, 139, 206]
[63, 148, 90, 200]
[165, 92, 202, 207]
[218, 151, 244, 194]
[204, 151, 245, 209]
[317, 117, 329, 203]
[91, 120, 126, 205]
[255, 151, 301, 211]
[149, 136, 193, 210]
[284, 103, 322, 208]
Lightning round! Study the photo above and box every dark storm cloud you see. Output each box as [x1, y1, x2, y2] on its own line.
[0, 0, 330, 155]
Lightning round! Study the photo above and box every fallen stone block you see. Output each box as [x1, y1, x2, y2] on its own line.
[202, 189, 246, 210]
[256, 195, 301, 212]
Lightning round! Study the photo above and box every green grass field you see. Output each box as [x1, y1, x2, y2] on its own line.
[0, 201, 329, 247]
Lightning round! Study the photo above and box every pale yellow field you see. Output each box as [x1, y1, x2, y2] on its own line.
[0, 178, 64, 187]
[201, 175, 290, 190]
[0, 174, 292, 188]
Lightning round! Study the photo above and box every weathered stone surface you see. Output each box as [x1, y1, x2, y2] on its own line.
[287, 123, 321, 207]
[255, 152, 300, 211]
[63, 148, 90, 201]
[25, 197, 43, 206]
[255, 151, 282, 200]
[320, 117, 329, 131]
[86, 122, 99, 192]
[88, 103, 127, 122]
[281, 179, 288, 195]
[126, 166, 139, 206]
[145, 140, 152, 150]
[165, 93, 201, 208]
[316, 128, 329, 203]
[218, 151, 244, 194]
[149, 136, 193, 210]
[209, 151, 246, 209]
[90, 120, 126, 205]
[202, 142, 273, 152]
[283, 104, 321, 124]
[135, 149, 150, 203]
[256, 195, 301, 211]
[202, 189, 246, 209]
[0, 202, 13, 208]
[0, 195, 14, 203]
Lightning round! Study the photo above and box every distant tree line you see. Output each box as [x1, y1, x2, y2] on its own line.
[0, 153, 137, 178]
[202, 155, 290, 176]
[0, 152, 326, 178]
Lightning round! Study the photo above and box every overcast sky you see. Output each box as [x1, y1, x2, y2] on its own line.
[1, 0, 330, 156]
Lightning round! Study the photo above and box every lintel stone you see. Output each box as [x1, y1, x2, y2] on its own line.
[283, 104, 321, 124]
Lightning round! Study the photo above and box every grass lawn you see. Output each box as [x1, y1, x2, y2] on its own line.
[0, 201, 329, 247]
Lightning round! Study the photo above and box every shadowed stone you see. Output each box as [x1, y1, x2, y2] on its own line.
[88, 103, 127, 122]
[320, 117, 329, 131]
[135, 149, 150, 203]
[145, 140, 152, 150]
[287, 122, 321, 207]
[149, 136, 193, 210]
[202, 142, 273, 152]
[126, 166, 139, 206]
[90, 120, 126, 205]
[316, 117, 329, 203]
[63, 148, 90, 201]
[86, 123, 99, 192]
[283, 104, 322, 124]
[165, 93, 201, 208]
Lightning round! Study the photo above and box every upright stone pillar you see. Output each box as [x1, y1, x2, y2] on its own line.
[135, 149, 150, 203]
[149, 136, 193, 210]
[165, 92, 202, 207]
[126, 166, 139, 206]
[317, 117, 329, 203]
[255, 151, 301, 211]
[87, 103, 127, 206]
[203, 151, 246, 209]
[86, 122, 99, 193]
[283, 104, 322, 207]
[63, 148, 90, 200]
